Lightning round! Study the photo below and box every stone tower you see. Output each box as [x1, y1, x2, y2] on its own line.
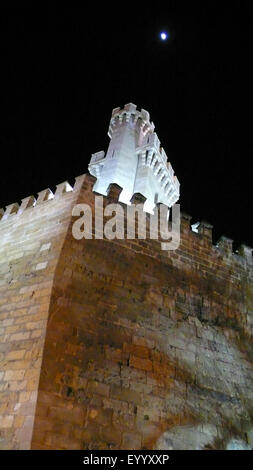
[0, 104, 253, 450]
[88, 103, 179, 213]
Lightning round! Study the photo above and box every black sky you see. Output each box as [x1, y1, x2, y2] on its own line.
[0, 4, 252, 248]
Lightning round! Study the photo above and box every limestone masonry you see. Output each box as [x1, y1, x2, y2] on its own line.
[0, 104, 253, 450]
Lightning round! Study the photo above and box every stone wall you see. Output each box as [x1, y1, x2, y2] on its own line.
[0, 176, 85, 449]
[1, 173, 253, 449]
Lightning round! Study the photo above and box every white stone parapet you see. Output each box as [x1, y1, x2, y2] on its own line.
[88, 103, 180, 213]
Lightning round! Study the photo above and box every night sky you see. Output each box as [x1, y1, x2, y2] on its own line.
[0, 4, 252, 249]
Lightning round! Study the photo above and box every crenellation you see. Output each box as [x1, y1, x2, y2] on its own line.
[181, 213, 192, 233]
[54, 181, 73, 198]
[2, 202, 19, 220]
[130, 193, 147, 205]
[197, 221, 213, 243]
[124, 103, 137, 114]
[36, 188, 54, 205]
[238, 244, 253, 263]
[216, 235, 233, 255]
[106, 183, 123, 200]
[112, 106, 121, 116]
[73, 173, 87, 191]
[0, 175, 87, 229]
[18, 196, 36, 214]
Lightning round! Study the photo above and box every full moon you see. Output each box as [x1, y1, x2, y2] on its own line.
[160, 32, 167, 40]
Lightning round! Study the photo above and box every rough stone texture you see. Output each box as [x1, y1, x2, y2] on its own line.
[0, 176, 85, 449]
[0, 173, 253, 450]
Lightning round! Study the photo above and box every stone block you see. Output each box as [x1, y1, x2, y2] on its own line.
[129, 355, 153, 372]
[121, 431, 142, 450]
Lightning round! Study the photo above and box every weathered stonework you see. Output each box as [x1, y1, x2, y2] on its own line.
[0, 173, 253, 450]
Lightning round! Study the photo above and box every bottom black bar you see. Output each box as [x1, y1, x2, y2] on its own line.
[0, 450, 252, 467]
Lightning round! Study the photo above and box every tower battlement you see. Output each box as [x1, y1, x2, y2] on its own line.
[89, 103, 180, 213]
[108, 103, 154, 139]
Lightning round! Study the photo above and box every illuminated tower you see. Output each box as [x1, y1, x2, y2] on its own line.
[88, 103, 180, 212]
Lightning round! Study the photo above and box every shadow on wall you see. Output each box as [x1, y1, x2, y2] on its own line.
[156, 425, 253, 450]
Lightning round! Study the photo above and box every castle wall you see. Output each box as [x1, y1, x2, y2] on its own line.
[0, 175, 85, 449]
[27, 174, 253, 450]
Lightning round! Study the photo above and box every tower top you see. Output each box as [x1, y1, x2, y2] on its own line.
[108, 103, 155, 138]
[89, 103, 180, 213]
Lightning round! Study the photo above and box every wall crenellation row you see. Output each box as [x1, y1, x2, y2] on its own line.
[180, 211, 253, 266]
[0, 181, 74, 222]
[0, 175, 252, 267]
